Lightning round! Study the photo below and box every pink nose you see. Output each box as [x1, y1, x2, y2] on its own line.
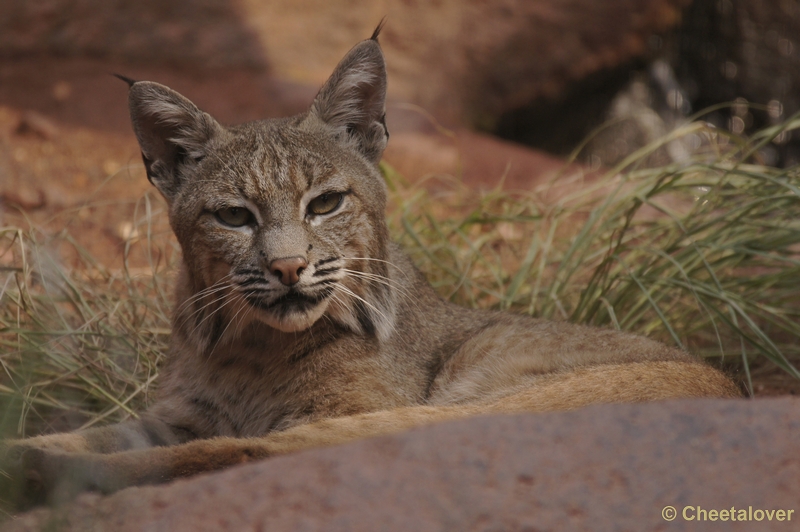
[269, 257, 308, 286]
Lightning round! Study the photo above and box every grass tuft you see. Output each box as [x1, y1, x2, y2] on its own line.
[0, 195, 177, 439]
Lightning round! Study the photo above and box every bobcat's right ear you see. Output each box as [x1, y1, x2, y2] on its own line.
[126, 82, 222, 201]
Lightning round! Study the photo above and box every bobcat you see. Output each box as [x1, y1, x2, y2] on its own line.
[1, 26, 740, 507]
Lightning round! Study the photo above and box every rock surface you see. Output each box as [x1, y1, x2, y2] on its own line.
[3, 397, 797, 532]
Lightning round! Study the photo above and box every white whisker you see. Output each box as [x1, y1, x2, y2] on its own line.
[210, 293, 252, 352]
[185, 289, 240, 340]
[342, 256, 408, 277]
[174, 274, 235, 315]
[177, 285, 236, 331]
[334, 283, 390, 326]
[340, 268, 413, 301]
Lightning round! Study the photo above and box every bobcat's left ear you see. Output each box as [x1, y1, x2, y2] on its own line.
[307, 34, 389, 164]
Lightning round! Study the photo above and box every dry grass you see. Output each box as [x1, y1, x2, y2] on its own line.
[0, 195, 176, 439]
[1, 118, 799, 442]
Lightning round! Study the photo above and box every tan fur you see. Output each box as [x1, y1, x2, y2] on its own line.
[0, 29, 740, 507]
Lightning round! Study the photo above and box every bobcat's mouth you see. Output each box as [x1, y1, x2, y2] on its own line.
[244, 286, 334, 332]
[246, 287, 332, 313]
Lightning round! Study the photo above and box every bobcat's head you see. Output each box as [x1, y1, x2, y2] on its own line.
[124, 33, 395, 347]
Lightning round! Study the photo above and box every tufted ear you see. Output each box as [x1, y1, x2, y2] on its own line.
[125, 80, 222, 201]
[307, 29, 389, 165]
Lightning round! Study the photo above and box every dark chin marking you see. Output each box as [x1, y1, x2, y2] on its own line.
[247, 288, 333, 316]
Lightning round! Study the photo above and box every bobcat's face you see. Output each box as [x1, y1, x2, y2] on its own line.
[125, 37, 394, 342]
[171, 122, 389, 334]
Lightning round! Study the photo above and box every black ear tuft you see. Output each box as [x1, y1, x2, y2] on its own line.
[113, 73, 137, 87]
[371, 18, 387, 41]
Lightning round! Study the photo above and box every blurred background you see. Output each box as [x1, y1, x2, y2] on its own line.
[3, 0, 800, 265]
[2, 0, 800, 203]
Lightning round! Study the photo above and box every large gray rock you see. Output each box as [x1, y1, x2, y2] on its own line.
[3, 397, 797, 531]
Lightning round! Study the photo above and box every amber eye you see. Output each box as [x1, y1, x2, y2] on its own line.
[216, 207, 254, 227]
[307, 192, 344, 216]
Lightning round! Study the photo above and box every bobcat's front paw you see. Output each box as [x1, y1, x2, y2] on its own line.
[22, 448, 121, 506]
[1, 445, 116, 509]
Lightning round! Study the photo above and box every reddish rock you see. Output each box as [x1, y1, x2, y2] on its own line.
[3, 397, 797, 532]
